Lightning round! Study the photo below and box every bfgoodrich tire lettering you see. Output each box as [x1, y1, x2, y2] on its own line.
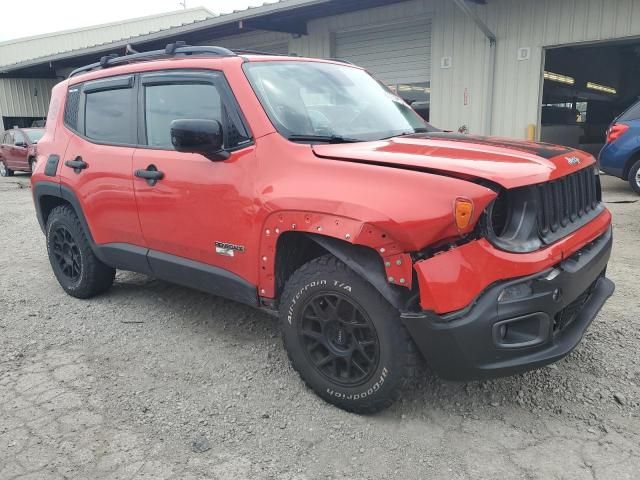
[46, 205, 115, 299]
[280, 254, 417, 414]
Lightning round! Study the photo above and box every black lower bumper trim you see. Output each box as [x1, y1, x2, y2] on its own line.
[402, 227, 614, 381]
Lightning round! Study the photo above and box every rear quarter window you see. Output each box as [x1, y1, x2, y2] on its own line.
[64, 87, 81, 131]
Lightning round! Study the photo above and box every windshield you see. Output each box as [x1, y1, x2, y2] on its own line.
[23, 129, 44, 143]
[243, 61, 435, 142]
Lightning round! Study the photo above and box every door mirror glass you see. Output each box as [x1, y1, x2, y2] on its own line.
[170, 119, 229, 161]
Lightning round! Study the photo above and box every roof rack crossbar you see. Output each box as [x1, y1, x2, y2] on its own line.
[69, 42, 236, 78]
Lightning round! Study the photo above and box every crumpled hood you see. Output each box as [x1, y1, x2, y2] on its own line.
[312, 133, 596, 189]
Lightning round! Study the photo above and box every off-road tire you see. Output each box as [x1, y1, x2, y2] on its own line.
[628, 158, 640, 195]
[280, 254, 417, 414]
[0, 161, 13, 177]
[46, 205, 115, 298]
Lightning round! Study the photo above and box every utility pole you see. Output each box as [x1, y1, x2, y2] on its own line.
[179, 0, 187, 9]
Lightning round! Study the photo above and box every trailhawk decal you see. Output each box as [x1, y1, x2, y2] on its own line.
[327, 367, 389, 400]
[215, 241, 245, 257]
[287, 280, 352, 324]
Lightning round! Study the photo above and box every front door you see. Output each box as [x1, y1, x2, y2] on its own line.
[132, 70, 259, 286]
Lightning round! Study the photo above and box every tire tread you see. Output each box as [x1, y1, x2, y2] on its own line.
[280, 254, 417, 414]
[46, 205, 115, 298]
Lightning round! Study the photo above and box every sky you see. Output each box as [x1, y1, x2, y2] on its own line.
[0, 0, 275, 42]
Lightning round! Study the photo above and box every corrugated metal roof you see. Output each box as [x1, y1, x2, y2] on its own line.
[0, 0, 326, 73]
[0, 7, 215, 68]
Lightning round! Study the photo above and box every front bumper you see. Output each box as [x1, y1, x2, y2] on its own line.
[402, 227, 614, 381]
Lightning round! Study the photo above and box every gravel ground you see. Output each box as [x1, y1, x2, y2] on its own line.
[0, 173, 639, 480]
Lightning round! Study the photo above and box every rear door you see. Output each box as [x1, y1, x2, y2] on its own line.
[61, 76, 145, 247]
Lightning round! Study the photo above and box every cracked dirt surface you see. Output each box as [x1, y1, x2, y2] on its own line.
[0, 174, 639, 479]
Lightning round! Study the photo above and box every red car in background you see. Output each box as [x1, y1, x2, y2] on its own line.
[0, 128, 44, 176]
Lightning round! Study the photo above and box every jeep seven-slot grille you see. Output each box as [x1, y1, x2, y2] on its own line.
[536, 168, 600, 240]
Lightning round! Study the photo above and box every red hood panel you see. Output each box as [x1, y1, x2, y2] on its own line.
[312, 133, 596, 189]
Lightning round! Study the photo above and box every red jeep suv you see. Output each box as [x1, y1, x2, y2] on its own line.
[0, 127, 44, 176]
[31, 43, 614, 413]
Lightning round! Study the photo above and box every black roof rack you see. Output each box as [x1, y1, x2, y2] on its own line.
[68, 41, 236, 78]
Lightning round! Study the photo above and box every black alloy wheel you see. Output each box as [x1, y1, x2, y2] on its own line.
[51, 226, 82, 281]
[299, 293, 380, 386]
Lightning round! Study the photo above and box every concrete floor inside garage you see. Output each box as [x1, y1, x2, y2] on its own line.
[541, 38, 640, 156]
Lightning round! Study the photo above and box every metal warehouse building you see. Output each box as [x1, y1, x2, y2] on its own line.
[2, 0, 640, 153]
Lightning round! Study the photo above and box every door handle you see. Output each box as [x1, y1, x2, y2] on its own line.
[64, 156, 87, 173]
[134, 165, 164, 186]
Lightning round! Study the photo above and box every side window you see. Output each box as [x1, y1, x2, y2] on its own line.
[85, 88, 134, 144]
[64, 86, 81, 131]
[143, 81, 250, 150]
[144, 83, 222, 149]
[13, 131, 25, 146]
[1, 132, 8, 145]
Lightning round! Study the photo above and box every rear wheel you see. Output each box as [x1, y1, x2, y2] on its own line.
[0, 161, 13, 177]
[629, 159, 640, 195]
[280, 255, 417, 414]
[46, 205, 115, 298]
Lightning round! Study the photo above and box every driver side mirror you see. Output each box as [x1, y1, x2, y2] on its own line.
[170, 119, 229, 161]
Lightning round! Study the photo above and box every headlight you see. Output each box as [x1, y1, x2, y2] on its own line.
[485, 187, 542, 253]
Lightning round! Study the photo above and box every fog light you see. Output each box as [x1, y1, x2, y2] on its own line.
[498, 282, 533, 303]
[499, 324, 508, 340]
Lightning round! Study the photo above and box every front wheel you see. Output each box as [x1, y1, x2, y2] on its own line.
[628, 159, 640, 195]
[280, 255, 417, 414]
[0, 161, 13, 177]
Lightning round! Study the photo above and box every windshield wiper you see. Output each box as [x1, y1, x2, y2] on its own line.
[379, 128, 430, 140]
[287, 134, 363, 144]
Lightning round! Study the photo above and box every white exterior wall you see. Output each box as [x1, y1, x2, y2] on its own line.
[197, 31, 290, 54]
[290, 0, 640, 139]
[0, 78, 59, 121]
[431, 0, 640, 139]
[3, 0, 640, 139]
